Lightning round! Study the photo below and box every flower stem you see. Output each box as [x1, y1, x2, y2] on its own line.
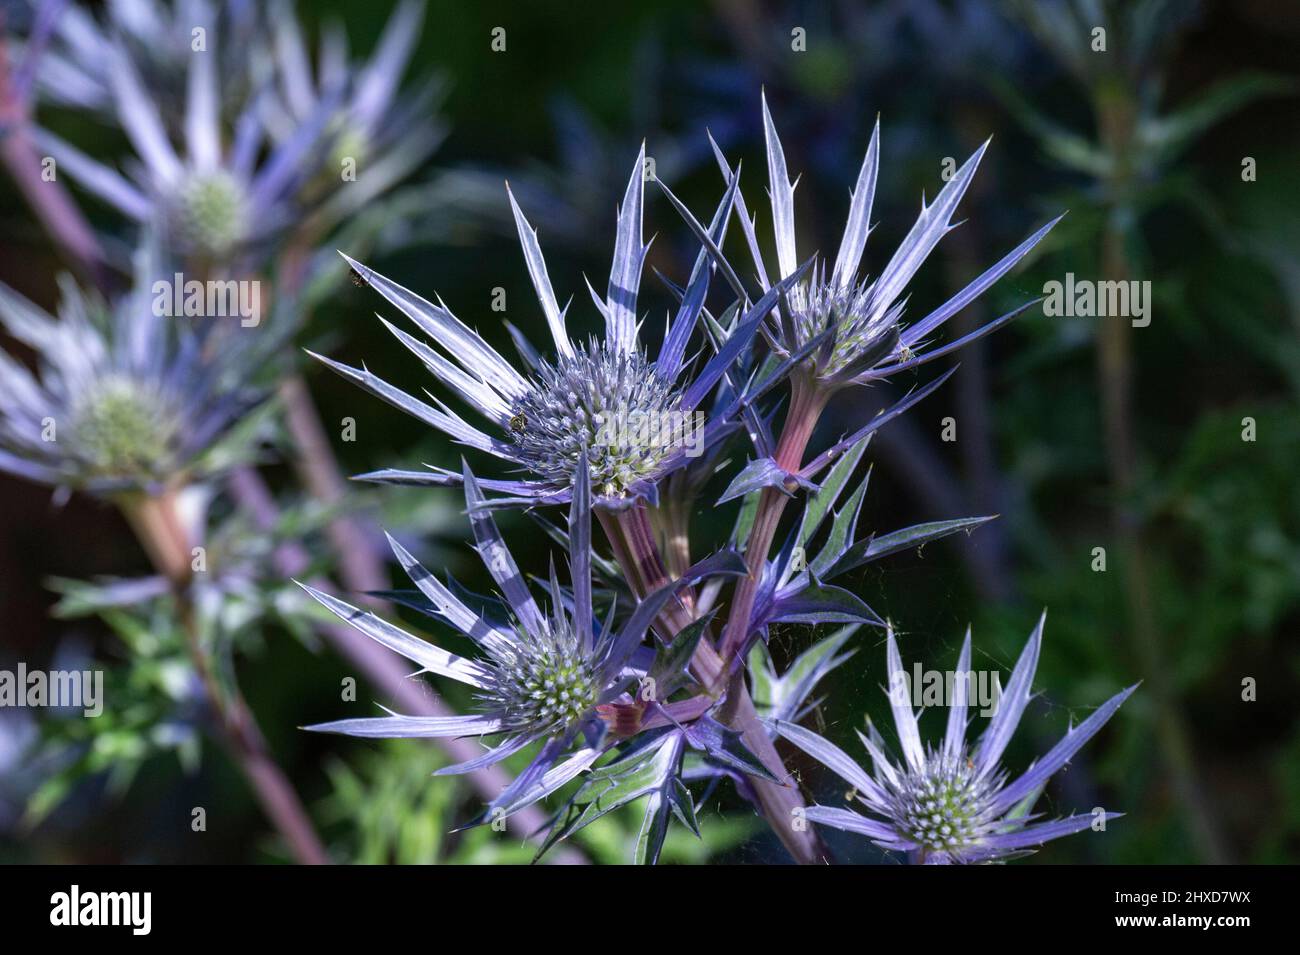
[598, 499, 831, 864]
[118, 489, 331, 865]
[279, 374, 389, 594]
[717, 373, 829, 665]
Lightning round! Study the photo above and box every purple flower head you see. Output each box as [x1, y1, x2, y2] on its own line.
[775, 615, 1135, 863]
[259, 0, 445, 228]
[302, 457, 743, 822]
[0, 246, 278, 497]
[35, 3, 340, 269]
[316, 146, 809, 509]
[716, 92, 1061, 389]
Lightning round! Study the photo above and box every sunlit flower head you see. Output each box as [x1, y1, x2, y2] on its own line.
[775, 615, 1134, 863]
[314, 145, 805, 508]
[303, 460, 740, 821]
[726, 92, 1060, 388]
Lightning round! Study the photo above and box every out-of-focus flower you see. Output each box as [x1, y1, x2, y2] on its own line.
[302, 460, 741, 823]
[775, 616, 1135, 864]
[716, 93, 1060, 389]
[316, 147, 809, 508]
[19, 0, 260, 118]
[0, 248, 278, 497]
[35, 9, 338, 268]
[257, 0, 445, 230]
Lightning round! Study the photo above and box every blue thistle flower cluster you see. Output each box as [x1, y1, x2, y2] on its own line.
[1, 0, 1140, 867]
[304, 95, 1135, 864]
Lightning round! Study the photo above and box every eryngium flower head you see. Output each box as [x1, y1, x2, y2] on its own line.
[481, 617, 599, 735]
[163, 168, 251, 260]
[313, 145, 795, 508]
[259, 0, 445, 228]
[0, 253, 273, 496]
[302, 460, 739, 820]
[508, 342, 684, 497]
[775, 616, 1135, 864]
[35, 10, 339, 270]
[729, 92, 1060, 388]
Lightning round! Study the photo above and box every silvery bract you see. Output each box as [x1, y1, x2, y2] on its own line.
[775, 616, 1135, 864]
[0, 249, 274, 496]
[315, 146, 808, 507]
[302, 459, 743, 823]
[723, 92, 1061, 387]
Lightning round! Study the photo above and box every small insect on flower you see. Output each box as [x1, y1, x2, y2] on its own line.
[774, 616, 1136, 864]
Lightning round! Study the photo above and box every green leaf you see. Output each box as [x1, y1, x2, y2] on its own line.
[536, 732, 686, 862]
[1143, 73, 1297, 165]
[633, 790, 672, 865]
[808, 468, 871, 578]
[748, 640, 778, 715]
[686, 716, 778, 781]
[648, 612, 714, 697]
[795, 435, 871, 555]
[826, 516, 997, 579]
[730, 486, 761, 550]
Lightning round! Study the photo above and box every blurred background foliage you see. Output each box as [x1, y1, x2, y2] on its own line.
[1, 0, 1297, 863]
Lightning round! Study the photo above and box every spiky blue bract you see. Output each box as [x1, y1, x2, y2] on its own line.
[709, 94, 1061, 389]
[320, 150, 806, 508]
[301, 457, 745, 822]
[774, 614, 1135, 863]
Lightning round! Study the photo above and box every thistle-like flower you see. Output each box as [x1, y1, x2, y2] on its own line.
[315, 146, 806, 507]
[302, 459, 741, 821]
[775, 616, 1135, 863]
[0, 249, 275, 496]
[718, 92, 1061, 388]
[258, 0, 445, 228]
[36, 10, 338, 268]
